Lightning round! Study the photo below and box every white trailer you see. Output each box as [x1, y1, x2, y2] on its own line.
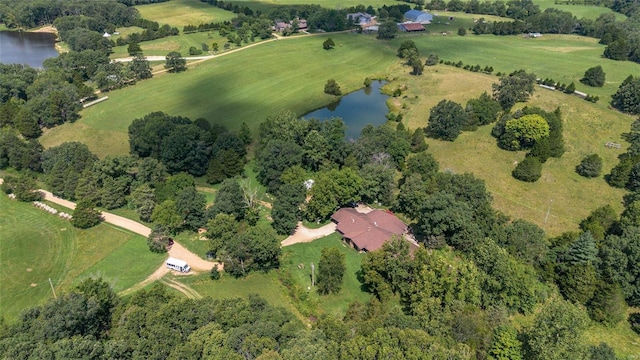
[166, 257, 191, 273]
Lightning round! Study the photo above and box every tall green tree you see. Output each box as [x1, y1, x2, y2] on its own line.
[317, 247, 346, 295]
[425, 99, 468, 141]
[207, 178, 245, 220]
[271, 183, 306, 235]
[492, 69, 536, 110]
[523, 297, 589, 360]
[306, 168, 362, 221]
[164, 51, 186, 73]
[129, 54, 152, 80]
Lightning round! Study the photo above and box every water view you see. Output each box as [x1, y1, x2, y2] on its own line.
[0, 31, 58, 68]
[302, 80, 390, 139]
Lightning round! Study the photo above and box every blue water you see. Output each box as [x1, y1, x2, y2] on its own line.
[0, 31, 58, 68]
[302, 80, 390, 140]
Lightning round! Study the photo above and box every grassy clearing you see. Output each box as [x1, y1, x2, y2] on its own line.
[533, 0, 626, 20]
[174, 271, 306, 321]
[135, 0, 236, 28]
[41, 33, 397, 157]
[405, 34, 640, 100]
[584, 309, 640, 359]
[109, 31, 231, 58]
[281, 233, 371, 316]
[390, 61, 631, 236]
[0, 195, 164, 323]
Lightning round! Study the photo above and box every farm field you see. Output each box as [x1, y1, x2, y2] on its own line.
[388, 61, 632, 236]
[0, 194, 165, 323]
[135, 0, 236, 28]
[41, 33, 397, 157]
[533, 0, 627, 20]
[109, 31, 231, 58]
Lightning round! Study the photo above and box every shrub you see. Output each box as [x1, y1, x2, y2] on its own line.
[457, 27, 466, 36]
[188, 46, 203, 55]
[364, 77, 372, 87]
[426, 53, 439, 66]
[323, 37, 335, 50]
[512, 157, 542, 182]
[210, 267, 221, 280]
[324, 79, 342, 95]
[147, 228, 172, 253]
[580, 65, 605, 87]
[576, 154, 603, 178]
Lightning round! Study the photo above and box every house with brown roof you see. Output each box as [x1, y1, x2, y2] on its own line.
[331, 208, 410, 252]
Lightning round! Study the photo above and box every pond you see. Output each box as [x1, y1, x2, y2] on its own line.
[0, 31, 58, 68]
[302, 80, 390, 140]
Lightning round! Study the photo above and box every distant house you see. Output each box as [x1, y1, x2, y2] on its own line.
[274, 21, 291, 32]
[404, 9, 433, 23]
[297, 18, 308, 30]
[347, 12, 375, 25]
[331, 208, 415, 252]
[102, 32, 111, 38]
[398, 22, 426, 32]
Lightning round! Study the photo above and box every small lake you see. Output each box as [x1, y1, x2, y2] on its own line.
[0, 31, 58, 68]
[302, 80, 390, 140]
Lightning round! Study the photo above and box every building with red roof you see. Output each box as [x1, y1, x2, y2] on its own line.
[331, 208, 410, 252]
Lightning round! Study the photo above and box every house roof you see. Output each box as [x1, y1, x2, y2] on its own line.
[401, 23, 426, 31]
[331, 208, 407, 252]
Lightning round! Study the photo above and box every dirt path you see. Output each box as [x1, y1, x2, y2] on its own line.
[161, 277, 202, 299]
[281, 222, 337, 246]
[119, 264, 170, 296]
[34, 186, 219, 268]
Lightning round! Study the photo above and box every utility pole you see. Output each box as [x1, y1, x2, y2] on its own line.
[310, 262, 315, 287]
[544, 199, 553, 225]
[48, 278, 57, 299]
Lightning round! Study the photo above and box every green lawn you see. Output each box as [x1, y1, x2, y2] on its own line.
[175, 271, 306, 321]
[0, 195, 164, 323]
[109, 31, 232, 58]
[584, 310, 640, 359]
[135, 0, 236, 28]
[40, 33, 397, 157]
[281, 233, 371, 316]
[533, 0, 626, 20]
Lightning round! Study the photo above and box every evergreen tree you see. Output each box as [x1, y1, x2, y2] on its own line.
[580, 65, 605, 87]
[72, 199, 102, 229]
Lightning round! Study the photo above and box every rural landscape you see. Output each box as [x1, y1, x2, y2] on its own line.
[1, 0, 640, 358]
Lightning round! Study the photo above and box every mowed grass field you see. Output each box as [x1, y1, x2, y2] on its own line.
[41, 33, 398, 157]
[0, 195, 166, 323]
[135, 0, 236, 28]
[109, 31, 231, 58]
[281, 233, 371, 316]
[533, 0, 627, 20]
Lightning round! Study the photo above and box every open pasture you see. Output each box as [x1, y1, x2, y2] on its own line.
[41, 33, 397, 157]
[0, 194, 164, 323]
[533, 0, 626, 20]
[109, 30, 230, 58]
[405, 33, 640, 100]
[391, 62, 632, 236]
[135, 0, 236, 28]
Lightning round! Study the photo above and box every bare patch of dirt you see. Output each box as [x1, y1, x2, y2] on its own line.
[281, 222, 337, 246]
[26, 268, 32, 272]
[30, 283, 37, 287]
